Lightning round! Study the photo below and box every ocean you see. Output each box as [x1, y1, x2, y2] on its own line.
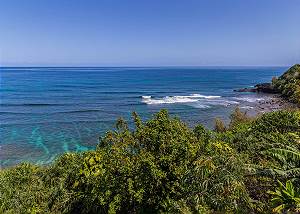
[0, 66, 285, 167]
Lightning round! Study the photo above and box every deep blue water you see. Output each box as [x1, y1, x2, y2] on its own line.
[0, 67, 286, 166]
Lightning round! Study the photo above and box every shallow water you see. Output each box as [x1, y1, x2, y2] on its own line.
[0, 66, 285, 166]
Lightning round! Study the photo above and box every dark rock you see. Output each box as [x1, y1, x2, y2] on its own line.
[234, 88, 257, 92]
[255, 83, 279, 93]
[235, 83, 280, 94]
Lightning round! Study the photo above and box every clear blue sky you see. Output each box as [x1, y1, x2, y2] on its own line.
[0, 0, 299, 66]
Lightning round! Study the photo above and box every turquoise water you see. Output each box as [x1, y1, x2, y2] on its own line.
[0, 67, 285, 166]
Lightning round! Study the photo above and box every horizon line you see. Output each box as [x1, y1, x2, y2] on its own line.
[0, 65, 290, 68]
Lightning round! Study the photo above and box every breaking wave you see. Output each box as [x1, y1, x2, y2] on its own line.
[141, 94, 220, 105]
[140, 93, 235, 108]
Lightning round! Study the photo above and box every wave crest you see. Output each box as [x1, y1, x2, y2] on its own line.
[141, 94, 221, 105]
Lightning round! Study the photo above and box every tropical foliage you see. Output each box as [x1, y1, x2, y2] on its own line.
[1, 109, 300, 213]
[269, 180, 300, 213]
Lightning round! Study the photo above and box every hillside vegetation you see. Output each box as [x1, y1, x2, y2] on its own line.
[1, 109, 300, 213]
[273, 64, 300, 104]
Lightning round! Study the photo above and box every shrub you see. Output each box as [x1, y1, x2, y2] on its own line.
[1, 109, 300, 213]
[0, 163, 49, 213]
[71, 110, 251, 213]
[229, 107, 252, 129]
[214, 118, 227, 132]
[269, 180, 300, 213]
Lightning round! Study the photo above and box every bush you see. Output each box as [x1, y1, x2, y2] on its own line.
[214, 118, 227, 132]
[269, 180, 300, 213]
[70, 110, 251, 213]
[0, 163, 49, 213]
[229, 107, 252, 129]
[1, 109, 300, 213]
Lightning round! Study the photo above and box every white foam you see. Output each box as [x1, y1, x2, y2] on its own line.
[141, 93, 221, 105]
[185, 94, 221, 99]
[142, 96, 198, 104]
[142, 95, 151, 99]
[240, 106, 254, 109]
[141, 93, 269, 110]
[234, 97, 265, 103]
[203, 99, 239, 106]
[188, 103, 211, 109]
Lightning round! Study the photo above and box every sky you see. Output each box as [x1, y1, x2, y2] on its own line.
[0, 0, 299, 66]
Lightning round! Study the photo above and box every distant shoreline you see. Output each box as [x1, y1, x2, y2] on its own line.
[236, 64, 300, 115]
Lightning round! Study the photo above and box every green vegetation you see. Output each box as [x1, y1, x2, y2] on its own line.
[268, 180, 300, 213]
[273, 64, 300, 104]
[1, 109, 300, 213]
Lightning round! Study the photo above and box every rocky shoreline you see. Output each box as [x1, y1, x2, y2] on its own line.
[235, 81, 298, 116]
[253, 94, 298, 114]
[236, 64, 300, 115]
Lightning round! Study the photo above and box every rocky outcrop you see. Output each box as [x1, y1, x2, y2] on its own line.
[234, 88, 257, 92]
[235, 64, 300, 107]
[235, 83, 279, 93]
[255, 83, 279, 93]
